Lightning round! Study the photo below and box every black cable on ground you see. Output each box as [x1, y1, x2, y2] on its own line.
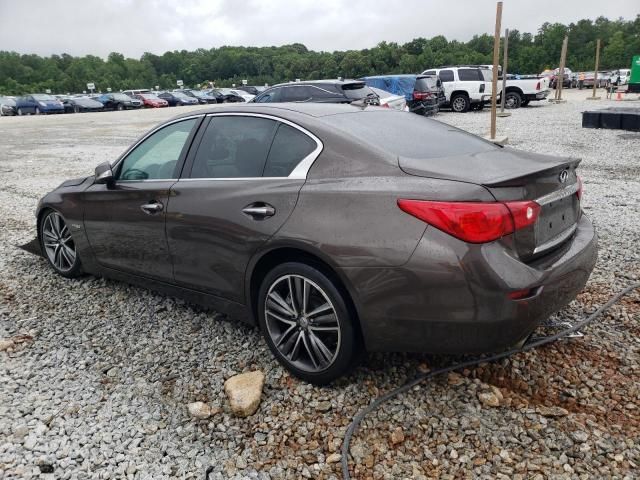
[341, 282, 640, 480]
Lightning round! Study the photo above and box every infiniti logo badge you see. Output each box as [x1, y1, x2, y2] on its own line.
[559, 170, 569, 183]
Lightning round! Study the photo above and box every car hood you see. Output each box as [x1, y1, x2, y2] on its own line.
[399, 147, 580, 186]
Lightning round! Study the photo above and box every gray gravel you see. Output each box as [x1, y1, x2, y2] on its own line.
[1, 89, 639, 479]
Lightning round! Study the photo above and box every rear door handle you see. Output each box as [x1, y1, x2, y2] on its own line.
[141, 202, 164, 215]
[242, 204, 275, 219]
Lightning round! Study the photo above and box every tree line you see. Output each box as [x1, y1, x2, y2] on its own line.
[0, 15, 638, 95]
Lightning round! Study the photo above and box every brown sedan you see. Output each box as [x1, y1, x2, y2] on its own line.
[36, 103, 597, 384]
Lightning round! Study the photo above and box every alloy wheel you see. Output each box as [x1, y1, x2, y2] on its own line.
[264, 274, 341, 373]
[452, 96, 467, 112]
[42, 212, 76, 272]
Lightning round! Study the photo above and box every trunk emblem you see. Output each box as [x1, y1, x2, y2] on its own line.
[559, 170, 569, 183]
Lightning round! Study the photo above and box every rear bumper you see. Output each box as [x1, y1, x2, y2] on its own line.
[342, 214, 597, 353]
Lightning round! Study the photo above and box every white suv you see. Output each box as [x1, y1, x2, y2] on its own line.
[421, 67, 492, 112]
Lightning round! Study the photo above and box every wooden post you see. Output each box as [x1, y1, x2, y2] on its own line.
[489, 1, 503, 140]
[588, 39, 601, 100]
[497, 28, 511, 117]
[555, 35, 568, 101]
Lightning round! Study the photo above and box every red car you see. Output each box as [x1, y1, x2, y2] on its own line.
[134, 93, 169, 108]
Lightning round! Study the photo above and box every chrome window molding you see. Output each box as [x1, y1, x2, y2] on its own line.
[199, 112, 324, 180]
[536, 181, 579, 206]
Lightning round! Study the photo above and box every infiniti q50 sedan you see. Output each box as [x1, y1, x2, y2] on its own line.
[36, 103, 597, 384]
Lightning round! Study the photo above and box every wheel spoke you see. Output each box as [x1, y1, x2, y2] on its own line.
[308, 331, 333, 365]
[287, 277, 299, 316]
[302, 279, 310, 315]
[279, 328, 301, 358]
[266, 309, 296, 326]
[267, 292, 295, 317]
[306, 303, 332, 319]
[301, 332, 319, 369]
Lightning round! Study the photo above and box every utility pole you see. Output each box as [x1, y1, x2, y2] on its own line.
[497, 28, 511, 117]
[487, 1, 507, 144]
[553, 35, 568, 103]
[588, 39, 601, 100]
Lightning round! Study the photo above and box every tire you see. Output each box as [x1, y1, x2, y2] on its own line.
[17, 108, 24, 116]
[39, 209, 83, 278]
[504, 91, 522, 109]
[257, 262, 362, 384]
[521, 99, 530, 107]
[116, 103, 124, 111]
[450, 93, 470, 113]
[35, 107, 41, 115]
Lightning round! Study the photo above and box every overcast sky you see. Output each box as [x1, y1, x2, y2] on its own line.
[1, 0, 638, 58]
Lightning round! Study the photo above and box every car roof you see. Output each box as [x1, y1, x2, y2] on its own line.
[169, 102, 381, 120]
[271, 79, 364, 87]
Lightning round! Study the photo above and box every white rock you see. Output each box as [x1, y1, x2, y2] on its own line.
[187, 402, 212, 420]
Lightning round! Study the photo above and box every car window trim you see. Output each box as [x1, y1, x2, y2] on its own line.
[178, 112, 323, 181]
[111, 115, 205, 183]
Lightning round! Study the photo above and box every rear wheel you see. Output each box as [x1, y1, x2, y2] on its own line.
[39, 210, 83, 278]
[504, 91, 522, 109]
[258, 262, 361, 384]
[450, 94, 470, 113]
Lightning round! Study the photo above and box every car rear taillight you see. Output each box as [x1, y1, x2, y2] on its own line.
[397, 199, 540, 244]
[413, 91, 433, 101]
[576, 176, 583, 200]
[536, 81, 541, 90]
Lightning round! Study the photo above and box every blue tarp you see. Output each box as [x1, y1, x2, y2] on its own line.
[361, 75, 417, 101]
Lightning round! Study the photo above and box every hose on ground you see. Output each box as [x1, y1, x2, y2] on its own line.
[341, 282, 640, 480]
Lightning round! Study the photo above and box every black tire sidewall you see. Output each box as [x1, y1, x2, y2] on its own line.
[257, 262, 360, 385]
[39, 209, 83, 278]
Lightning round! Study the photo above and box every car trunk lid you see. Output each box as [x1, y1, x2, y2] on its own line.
[399, 147, 581, 259]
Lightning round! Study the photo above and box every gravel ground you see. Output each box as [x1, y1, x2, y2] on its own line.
[1, 89, 639, 480]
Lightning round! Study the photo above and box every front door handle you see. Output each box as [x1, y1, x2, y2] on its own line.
[141, 202, 164, 215]
[242, 204, 275, 219]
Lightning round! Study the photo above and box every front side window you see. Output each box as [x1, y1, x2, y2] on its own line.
[439, 70, 454, 82]
[118, 119, 197, 180]
[190, 116, 278, 178]
[255, 88, 281, 103]
[264, 124, 317, 177]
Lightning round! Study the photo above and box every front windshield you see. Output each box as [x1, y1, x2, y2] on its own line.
[33, 94, 56, 101]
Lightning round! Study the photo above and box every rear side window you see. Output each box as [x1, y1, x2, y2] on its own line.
[264, 124, 317, 177]
[458, 69, 482, 81]
[439, 70, 454, 82]
[190, 116, 278, 178]
[280, 86, 313, 102]
[341, 83, 376, 100]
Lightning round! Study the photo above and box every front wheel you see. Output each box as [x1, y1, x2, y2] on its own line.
[450, 94, 470, 113]
[34, 107, 41, 115]
[39, 210, 83, 278]
[116, 103, 124, 111]
[17, 108, 24, 116]
[258, 262, 361, 384]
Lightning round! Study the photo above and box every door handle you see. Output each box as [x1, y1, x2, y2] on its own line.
[140, 202, 164, 215]
[242, 204, 275, 219]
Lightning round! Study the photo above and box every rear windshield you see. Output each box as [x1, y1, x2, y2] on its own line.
[323, 110, 498, 159]
[341, 83, 377, 100]
[415, 77, 438, 90]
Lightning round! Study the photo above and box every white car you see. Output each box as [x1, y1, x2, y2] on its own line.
[369, 87, 407, 111]
[230, 89, 255, 102]
[421, 66, 492, 112]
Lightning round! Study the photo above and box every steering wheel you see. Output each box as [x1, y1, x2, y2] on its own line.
[120, 168, 148, 180]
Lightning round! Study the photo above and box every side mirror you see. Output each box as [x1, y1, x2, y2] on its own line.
[94, 162, 114, 185]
